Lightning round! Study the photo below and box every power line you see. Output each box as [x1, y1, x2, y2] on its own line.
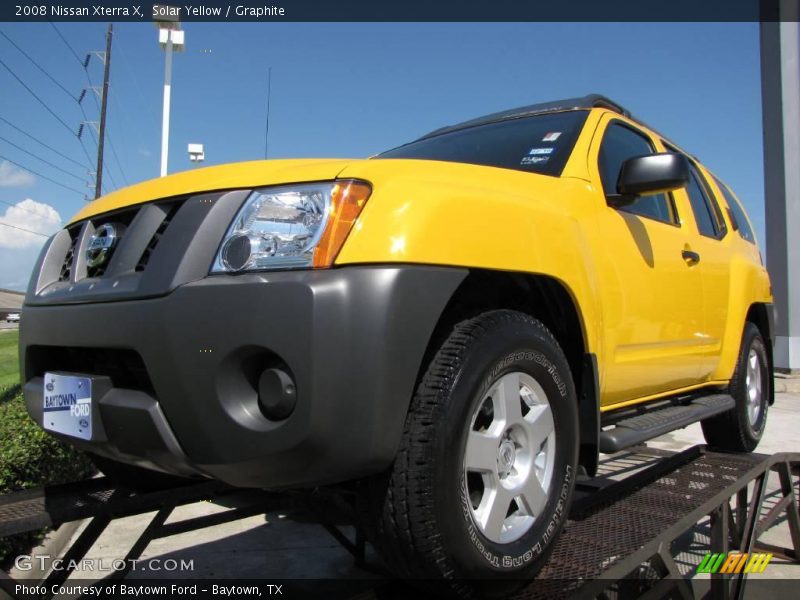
[116, 34, 160, 126]
[0, 155, 85, 196]
[0, 31, 78, 101]
[49, 22, 129, 193]
[84, 71, 127, 188]
[0, 30, 96, 186]
[75, 107, 101, 194]
[109, 82, 143, 177]
[83, 121, 118, 191]
[0, 57, 77, 137]
[0, 133, 87, 183]
[0, 115, 89, 169]
[0, 221, 53, 238]
[50, 23, 117, 196]
[106, 135, 128, 186]
[49, 23, 83, 66]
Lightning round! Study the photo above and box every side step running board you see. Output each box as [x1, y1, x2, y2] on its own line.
[599, 394, 734, 453]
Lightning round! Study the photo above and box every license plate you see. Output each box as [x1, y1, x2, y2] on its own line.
[43, 373, 92, 440]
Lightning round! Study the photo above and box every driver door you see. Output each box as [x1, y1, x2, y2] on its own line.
[587, 116, 706, 407]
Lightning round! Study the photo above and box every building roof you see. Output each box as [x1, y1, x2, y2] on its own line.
[0, 288, 24, 311]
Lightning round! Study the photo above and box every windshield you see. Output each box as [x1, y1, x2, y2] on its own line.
[377, 110, 589, 176]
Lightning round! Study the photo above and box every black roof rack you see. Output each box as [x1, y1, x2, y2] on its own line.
[418, 94, 631, 141]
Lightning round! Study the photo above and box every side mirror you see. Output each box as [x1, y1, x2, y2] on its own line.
[607, 153, 690, 208]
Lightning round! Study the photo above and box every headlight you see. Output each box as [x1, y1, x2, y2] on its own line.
[211, 180, 371, 273]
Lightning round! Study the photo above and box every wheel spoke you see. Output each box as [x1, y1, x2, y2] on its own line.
[476, 486, 512, 541]
[525, 404, 555, 448]
[464, 370, 558, 544]
[496, 372, 522, 425]
[465, 430, 499, 473]
[518, 472, 548, 517]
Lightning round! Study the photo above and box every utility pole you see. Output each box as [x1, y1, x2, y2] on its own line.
[94, 24, 113, 199]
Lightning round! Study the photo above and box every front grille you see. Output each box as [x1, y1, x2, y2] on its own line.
[58, 228, 80, 282]
[29, 190, 227, 305]
[135, 201, 182, 272]
[52, 198, 187, 286]
[26, 346, 154, 394]
[86, 208, 140, 279]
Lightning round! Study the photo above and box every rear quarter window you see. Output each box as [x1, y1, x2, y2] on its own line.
[714, 177, 756, 244]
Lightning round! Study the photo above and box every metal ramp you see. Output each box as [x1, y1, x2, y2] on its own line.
[527, 446, 800, 599]
[0, 445, 798, 599]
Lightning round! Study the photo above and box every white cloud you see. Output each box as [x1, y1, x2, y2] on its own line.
[0, 198, 62, 249]
[0, 199, 62, 291]
[0, 161, 35, 187]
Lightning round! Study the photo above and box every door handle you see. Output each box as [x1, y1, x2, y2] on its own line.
[682, 249, 701, 264]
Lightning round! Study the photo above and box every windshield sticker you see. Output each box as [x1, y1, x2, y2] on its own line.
[528, 147, 554, 155]
[542, 132, 562, 142]
[521, 156, 549, 165]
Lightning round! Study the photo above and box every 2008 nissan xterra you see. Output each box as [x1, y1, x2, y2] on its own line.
[21, 95, 773, 584]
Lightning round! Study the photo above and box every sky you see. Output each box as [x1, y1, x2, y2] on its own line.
[0, 22, 764, 291]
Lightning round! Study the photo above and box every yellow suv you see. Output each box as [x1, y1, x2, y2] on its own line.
[21, 95, 773, 584]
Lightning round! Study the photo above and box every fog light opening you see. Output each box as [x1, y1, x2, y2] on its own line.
[257, 367, 297, 420]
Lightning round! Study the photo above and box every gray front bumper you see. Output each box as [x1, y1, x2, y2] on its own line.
[21, 266, 466, 488]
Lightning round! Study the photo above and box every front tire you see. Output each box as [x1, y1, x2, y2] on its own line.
[364, 310, 578, 589]
[702, 322, 770, 452]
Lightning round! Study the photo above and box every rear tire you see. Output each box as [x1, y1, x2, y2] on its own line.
[701, 322, 770, 452]
[363, 310, 578, 591]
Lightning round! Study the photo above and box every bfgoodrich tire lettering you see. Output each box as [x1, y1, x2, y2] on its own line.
[363, 310, 579, 589]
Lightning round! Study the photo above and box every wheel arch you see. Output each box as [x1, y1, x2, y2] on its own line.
[416, 268, 600, 476]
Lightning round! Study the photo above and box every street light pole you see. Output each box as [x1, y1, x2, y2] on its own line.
[160, 33, 173, 177]
[155, 13, 184, 177]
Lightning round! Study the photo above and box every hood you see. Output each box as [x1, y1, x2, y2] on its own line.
[69, 158, 359, 224]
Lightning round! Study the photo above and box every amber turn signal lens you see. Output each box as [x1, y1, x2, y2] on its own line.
[312, 180, 371, 268]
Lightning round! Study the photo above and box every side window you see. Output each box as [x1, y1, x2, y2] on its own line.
[714, 177, 756, 244]
[598, 123, 675, 224]
[684, 163, 727, 239]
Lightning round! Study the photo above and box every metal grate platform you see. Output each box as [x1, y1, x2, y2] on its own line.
[1, 446, 798, 600]
[521, 447, 800, 599]
[0, 477, 230, 538]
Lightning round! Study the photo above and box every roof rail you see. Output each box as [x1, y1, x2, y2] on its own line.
[586, 94, 630, 116]
[417, 94, 631, 141]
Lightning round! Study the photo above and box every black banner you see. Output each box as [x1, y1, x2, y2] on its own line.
[0, 575, 797, 600]
[0, 0, 798, 23]
[5, 578, 800, 599]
